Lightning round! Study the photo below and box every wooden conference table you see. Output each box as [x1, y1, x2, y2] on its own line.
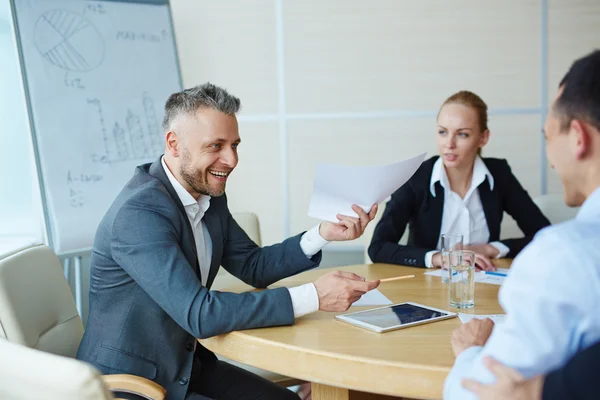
[200, 261, 510, 400]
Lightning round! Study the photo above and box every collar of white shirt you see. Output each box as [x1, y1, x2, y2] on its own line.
[429, 156, 494, 199]
[577, 186, 600, 220]
[160, 156, 211, 221]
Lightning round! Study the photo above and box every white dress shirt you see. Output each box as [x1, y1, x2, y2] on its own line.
[424, 157, 509, 268]
[161, 157, 326, 318]
[444, 187, 600, 400]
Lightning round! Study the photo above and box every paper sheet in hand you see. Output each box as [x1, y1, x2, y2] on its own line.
[351, 289, 393, 307]
[458, 313, 506, 325]
[308, 153, 427, 221]
[425, 268, 510, 285]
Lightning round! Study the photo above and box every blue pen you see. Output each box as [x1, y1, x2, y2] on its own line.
[485, 271, 507, 277]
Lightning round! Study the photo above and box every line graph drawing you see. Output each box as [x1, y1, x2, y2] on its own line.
[34, 9, 105, 72]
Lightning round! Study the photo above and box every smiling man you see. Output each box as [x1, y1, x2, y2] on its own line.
[77, 83, 380, 400]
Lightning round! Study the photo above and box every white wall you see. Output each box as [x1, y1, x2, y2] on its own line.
[0, 1, 43, 246]
[170, 0, 600, 248]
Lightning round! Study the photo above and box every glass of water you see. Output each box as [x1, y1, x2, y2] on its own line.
[441, 233, 463, 283]
[449, 250, 476, 309]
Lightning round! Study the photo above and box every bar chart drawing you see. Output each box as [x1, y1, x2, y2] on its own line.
[88, 96, 162, 164]
[143, 92, 163, 156]
[126, 109, 150, 159]
[34, 9, 105, 72]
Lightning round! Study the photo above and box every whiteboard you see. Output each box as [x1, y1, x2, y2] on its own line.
[11, 0, 182, 255]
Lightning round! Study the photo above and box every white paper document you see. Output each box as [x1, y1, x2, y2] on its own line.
[351, 289, 393, 307]
[308, 153, 427, 221]
[425, 268, 510, 286]
[458, 313, 506, 325]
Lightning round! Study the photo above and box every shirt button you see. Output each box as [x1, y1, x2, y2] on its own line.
[179, 377, 189, 386]
[191, 206, 198, 212]
[186, 343, 194, 352]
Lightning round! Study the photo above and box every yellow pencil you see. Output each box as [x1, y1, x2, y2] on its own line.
[379, 274, 415, 283]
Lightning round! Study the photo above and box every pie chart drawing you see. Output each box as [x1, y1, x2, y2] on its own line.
[34, 9, 105, 72]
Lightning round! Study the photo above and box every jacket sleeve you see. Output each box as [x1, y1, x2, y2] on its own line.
[499, 160, 551, 257]
[220, 205, 321, 288]
[368, 183, 432, 268]
[110, 193, 296, 339]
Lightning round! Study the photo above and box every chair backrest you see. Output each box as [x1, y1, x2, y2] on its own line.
[0, 338, 112, 400]
[232, 212, 262, 246]
[363, 201, 409, 264]
[478, 194, 580, 241]
[499, 212, 523, 240]
[0, 244, 84, 358]
[533, 194, 579, 225]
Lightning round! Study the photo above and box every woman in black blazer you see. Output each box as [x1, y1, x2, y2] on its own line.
[368, 91, 550, 269]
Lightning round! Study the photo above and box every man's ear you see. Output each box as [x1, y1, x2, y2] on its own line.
[165, 130, 180, 157]
[569, 119, 591, 160]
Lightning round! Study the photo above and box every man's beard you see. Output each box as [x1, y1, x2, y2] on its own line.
[180, 150, 226, 197]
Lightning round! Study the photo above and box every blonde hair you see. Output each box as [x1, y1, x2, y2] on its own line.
[439, 91, 488, 155]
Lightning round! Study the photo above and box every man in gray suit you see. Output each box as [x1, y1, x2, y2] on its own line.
[77, 83, 380, 400]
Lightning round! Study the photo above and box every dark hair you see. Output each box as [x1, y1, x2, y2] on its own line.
[555, 49, 600, 132]
[162, 82, 241, 130]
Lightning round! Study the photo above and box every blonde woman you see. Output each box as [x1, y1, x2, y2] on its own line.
[368, 91, 550, 270]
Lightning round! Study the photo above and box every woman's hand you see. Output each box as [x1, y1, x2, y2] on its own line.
[465, 244, 500, 259]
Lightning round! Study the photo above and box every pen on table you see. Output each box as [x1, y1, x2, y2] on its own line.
[484, 271, 507, 277]
[379, 274, 415, 283]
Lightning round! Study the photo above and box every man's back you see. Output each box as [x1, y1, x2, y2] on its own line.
[444, 188, 600, 399]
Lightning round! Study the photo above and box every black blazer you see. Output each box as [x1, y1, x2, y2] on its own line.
[543, 340, 600, 400]
[368, 156, 550, 268]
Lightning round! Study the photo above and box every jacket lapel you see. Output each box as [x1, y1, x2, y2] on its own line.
[426, 182, 445, 246]
[478, 178, 501, 241]
[147, 157, 201, 275]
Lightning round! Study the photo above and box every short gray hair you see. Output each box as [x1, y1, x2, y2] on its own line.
[162, 82, 241, 129]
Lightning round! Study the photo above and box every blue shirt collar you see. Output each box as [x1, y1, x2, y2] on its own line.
[577, 186, 600, 220]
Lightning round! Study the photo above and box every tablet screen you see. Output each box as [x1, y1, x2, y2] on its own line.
[345, 303, 448, 329]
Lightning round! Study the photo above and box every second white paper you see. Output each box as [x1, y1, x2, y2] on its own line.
[308, 153, 427, 222]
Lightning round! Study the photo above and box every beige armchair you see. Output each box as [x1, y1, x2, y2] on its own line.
[0, 244, 165, 400]
[0, 337, 167, 400]
[363, 200, 409, 264]
[232, 212, 262, 245]
[0, 338, 113, 400]
[534, 193, 579, 224]
[501, 194, 580, 240]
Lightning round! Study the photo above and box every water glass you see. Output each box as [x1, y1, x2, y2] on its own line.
[449, 250, 476, 309]
[441, 233, 463, 283]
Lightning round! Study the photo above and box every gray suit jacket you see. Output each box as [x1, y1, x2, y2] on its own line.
[76, 157, 322, 399]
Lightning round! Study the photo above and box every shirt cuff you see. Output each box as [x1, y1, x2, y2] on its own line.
[425, 250, 439, 268]
[490, 242, 510, 258]
[444, 346, 484, 399]
[288, 283, 320, 318]
[299, 224, 330, 258]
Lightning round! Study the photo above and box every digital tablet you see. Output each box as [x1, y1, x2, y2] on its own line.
[335, 302, 457, 333]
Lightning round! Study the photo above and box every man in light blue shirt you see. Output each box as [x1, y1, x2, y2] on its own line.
[444, 49, 600, 400]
